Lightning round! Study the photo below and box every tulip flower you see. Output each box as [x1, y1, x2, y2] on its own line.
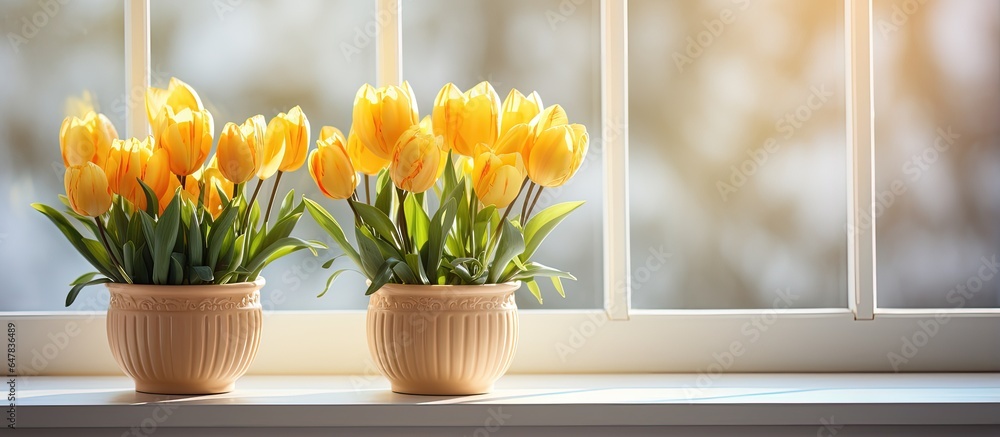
[64, 162, 113, 217]
[59, 112, 118, 168]
[277, 106, 310, 173]
[145, 77, 204, 129]
[344, 128, 388, 176]
[493, 123, 532, 155]
[142, 148, 174, 212]
[105, 136, 155, 209]
[308, 129, 358, 200]
[499, 89, 542, 139]
[455, 81, 501, 156]
[155, 106, 214, 177]
[432, 83, 466, 153]
[201, 166, 234, 219]
[258, 116, 286, 180]
[472, 145, 526, 209]
[390, 125, 443, 193]
[352, 82, 419, 160]
[522, 123, 589, 188]
[528, 104, 569, 139]
[217, 115, 266, 184]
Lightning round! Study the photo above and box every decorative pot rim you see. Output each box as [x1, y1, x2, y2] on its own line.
[370, 281, 520, 296]
[106, 278, 265, 298]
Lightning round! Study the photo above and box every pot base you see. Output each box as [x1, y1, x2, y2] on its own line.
[135, 381, 236, 395]
[391, 383, 494, 396]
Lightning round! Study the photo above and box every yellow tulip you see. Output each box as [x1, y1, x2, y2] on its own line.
[500, 89, 542, 139]
[155, 106, 214, 176]
[178, 160, 233, 219]
[346, 128, 388, 176]
[472, 145, 525, 209]
[308, 130, 358, 200]
[493, 123, 532, 155]
[528, 104, 569, 138]
[318, 125, 338, 142]
[522, 123, 589, 188]
[64, 162, 113, 217]
[432, 83, 466, 152]
[258, 116, 286, 179]
[105, 136, 154, 209]
[145, 77, 204, 129]
[390, 125, 443, 193]
[217, 115, 265, 184]
[59, 112, 118, 168]
[277, 106, 310, 172]
[143, 148, 174, 212]
[454, 81, 501, 156]
[352, 81, 419, 160]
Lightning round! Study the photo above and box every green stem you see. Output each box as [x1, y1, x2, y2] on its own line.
[241, 178, 264, 235]
[178, 174, 186, 189]
[95, 217, 131, 284]
[396, 188, 410, 254]
[486, 178, 529, 264]
[365, 175, 371, 205]
[520, 181, 535, 224]
[525, 186, 544, 220]
[263, 171, 283, 225]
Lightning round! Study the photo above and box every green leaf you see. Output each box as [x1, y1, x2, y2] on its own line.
[188, 212, 203, 267]
[110, 199, 129, 246]
[352, 200, 401, 246]
[488, 219, 525, 283]
[122, 241, 135, 278]
[191, 265, 214, 282]
[374, 170, 394, 216]
[206, 200, 240, 269]
[152, 194, 182, 285]
[137, 179, 159, 217]
[425, 198, 457, 284]
[257, 212, 302, 259]
[551, 276, 566, 298]
[278, 189, 296, 220]
[245, 237, 325, 279]
[507, 261, 577, 282]
[365, 261, 395, 295]
[168, 252, 185, 284]
[525, 279, 543, 304]
[389, 258, 418, 284]
[321, 255, 344, 269]
[404, 194, 430, 251]
[405, 252, 428, 284]
[69, 272, 102, 286]
[522, 201, 584, 261]
[31, 203, 118, 280]
[356, 226, 386, 278]
[317, 269, 354, 298]
[66, 277, 112, 307]
[304, 198, 362, 270]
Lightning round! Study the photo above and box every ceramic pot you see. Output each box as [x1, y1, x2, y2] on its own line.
[366, 282, 520, 395]
[105, 279, 264, 394]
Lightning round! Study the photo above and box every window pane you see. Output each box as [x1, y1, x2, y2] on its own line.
[0, 0, 125, 311]
[628, 0, 847, 309]
[150, 0, 376, 310]
[874, 0, 1000, 308]
[403, 0, 604, 309]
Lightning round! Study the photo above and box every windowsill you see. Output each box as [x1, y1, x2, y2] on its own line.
[13, 373, 1000, 429]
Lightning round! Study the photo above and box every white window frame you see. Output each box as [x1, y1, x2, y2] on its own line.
[3, 0, 999, 376]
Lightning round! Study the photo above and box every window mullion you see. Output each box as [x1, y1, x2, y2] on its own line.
[124, 0, 150, 138]
[601, 0, 629, 321]
[846, 0, 876, 320]
[376, 0, 401, 86]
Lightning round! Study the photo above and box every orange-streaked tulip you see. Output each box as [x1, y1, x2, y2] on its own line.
[472, 145, 525, 209]
[308, 130, 358, 200]
[217, 115, 266, 184]
[259, 116, 286, 179]
[177, 161, 232, 219]
[455, 81, 501, 156]
[64, 162, 113, 217]
[143, 148, 173, 212]
[346, 128, 389, 176]
[155, 107, 214, 176]
[352, 82, 419, 160]
[277, 106, 310, 172]
[432, 83, 466, 152]
[318, 125, 338, 142]
[500, 89, 542, 139]
[145, 77, 204, 129]
[390, 125, 443, 193]
[105, 136, 154, 209]
[522, 123, 589, 188]
[528, 104, 569, 139]
[59, 112, 118, 168]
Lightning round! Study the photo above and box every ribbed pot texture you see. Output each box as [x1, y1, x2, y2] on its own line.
[105, 279, 264, 394]
[366, 282, 520, 395]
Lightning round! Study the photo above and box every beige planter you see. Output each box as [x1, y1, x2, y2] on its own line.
[106, 279, 264, 394]
[367, 282, 520, 395]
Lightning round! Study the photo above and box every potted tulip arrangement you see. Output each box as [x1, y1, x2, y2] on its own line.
[306, 81, 589, 395]
[32, 78, 323, 394]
